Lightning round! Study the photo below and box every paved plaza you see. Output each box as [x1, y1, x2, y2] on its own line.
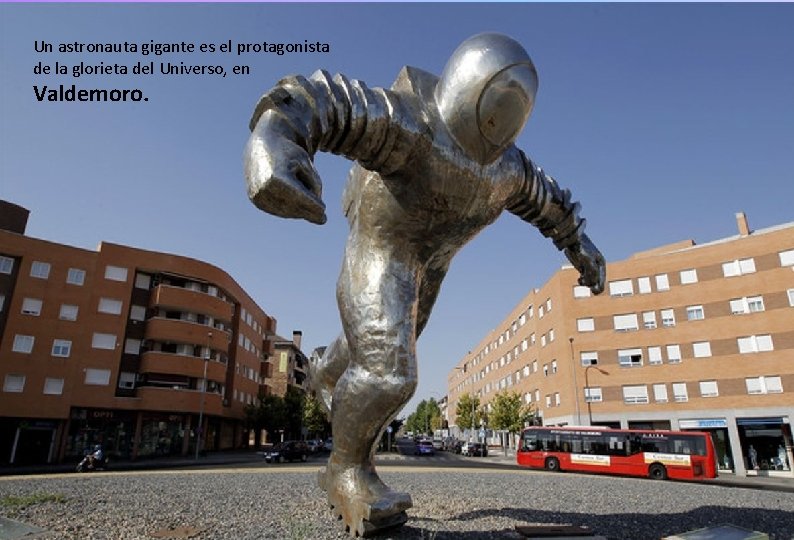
[1, 463, 793, 539]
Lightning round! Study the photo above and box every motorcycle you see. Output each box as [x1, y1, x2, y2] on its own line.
[76, 453, 109, 473]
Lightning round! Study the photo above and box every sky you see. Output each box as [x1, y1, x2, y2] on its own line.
[1, 3, 793, 418]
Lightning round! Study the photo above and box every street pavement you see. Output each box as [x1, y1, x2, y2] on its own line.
[2, 447, 793, 493]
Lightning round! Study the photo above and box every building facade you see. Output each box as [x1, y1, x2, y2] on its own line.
[448, 214, 794, 477]
[269, 331, 308, 396]
[0, 201, 281, 465]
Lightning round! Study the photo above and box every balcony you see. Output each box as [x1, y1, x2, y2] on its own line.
[140, 351, 227, 381]
[136, 386, 223, 414]
[150, 284, 233, 323]
[145, 318, 231, 351]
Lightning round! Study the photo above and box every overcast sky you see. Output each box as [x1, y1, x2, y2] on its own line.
[2, 3, 793, 417]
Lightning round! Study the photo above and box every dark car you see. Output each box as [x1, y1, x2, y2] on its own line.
[264, 440, 309, 463]
[462, 442, 488, 457]
[414, 439, 435, 456]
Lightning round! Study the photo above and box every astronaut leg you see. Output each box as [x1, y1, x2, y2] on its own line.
[318, 243, 418, 537]
[308, 333, 350, 415]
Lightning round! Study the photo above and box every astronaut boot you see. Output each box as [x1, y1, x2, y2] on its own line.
[318, 458, 412, 537]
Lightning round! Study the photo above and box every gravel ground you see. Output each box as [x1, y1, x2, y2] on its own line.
[1, 467, 793, 540]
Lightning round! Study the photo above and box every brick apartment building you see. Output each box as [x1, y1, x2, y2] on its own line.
[448, 213, 794, 477]
[269, 331, 308, 396]
[0, 200, 304, 465]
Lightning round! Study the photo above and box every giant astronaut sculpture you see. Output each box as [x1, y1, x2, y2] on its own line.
[244, 33, 606, 537]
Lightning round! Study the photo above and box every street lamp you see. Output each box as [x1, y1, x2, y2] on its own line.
[584, 365, 609, 426]
[195, 331, 212, 460]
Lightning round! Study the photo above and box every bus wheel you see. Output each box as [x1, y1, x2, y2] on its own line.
[648, 463, 667, 480]
[545, 457, 560, 472]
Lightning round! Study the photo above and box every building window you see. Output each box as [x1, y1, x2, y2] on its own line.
[638, 276, 652, 294]
[549, 329, 555, 342]
[613, 313, 639, 332]
[21, 298, 43, 316]
[104, 265, 128, 282]
[540, 334, 547, 347]
[43, 377, 64, 395]
[699, 380, 719, 398]
[546, 298, 552, 312]
[655, 274, 670, 291]
[623, 385, 649, 404]
[672, 383, 688, 402]
[118, 372, 136, 389]
[530, 333, 536, 345]
[538, 305, 545, 319]
[12, 334, 34, 353]
[130, 305, 147, 321]
[98, 298, 123, 315]
[519, 313, 527, 326]
[584, 387, 602, 402]
[789, 289, 794, 307]
[85, 368, 111, 386]
[648, 346, 663, 365]
[551, 360, 557, 374]
[0, 255, 14, 274]
[3, 374, 25, 393]
[653, 384, 668, 403]
[693, 341, 712, 358]
[91, 333, 117, 350]
[59, 304, 78, 321]
[535, 389, 540, 402]
[730, 296, 765, 315]
[573, 285, 591, 298]
[66, 268, 86, 285]
[543, 364, 549, 377]
[580, 351, 598, 366]
[745, 376, 783, 395]
[738, 335, 774, 354]
[608, 279, 634, 297]
[618, 348, 643, 367]
[135, 273, 151, 289]
[545, 395, 552, 408]
[124, 339, 142, 355]
[680, 269, 698, 284]
[52, 339, 72, 357]
[780, 249, 794, 267]
[554, 392, 561, 406]
[642, 311, 657, 329]
[30, 261, 51, 279]
[686, 305, 705, 321]
[577, 318, 595, 332]
[661, 309, 676, 327]
[722, 258, 756, 277]
[532, 360, 538, 373]
[666, 344, 682, 364]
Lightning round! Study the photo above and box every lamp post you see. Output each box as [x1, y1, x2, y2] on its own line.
[195, 331, 212, 460]
[569, 337, 581, 425]
[584, 365, 609, 426]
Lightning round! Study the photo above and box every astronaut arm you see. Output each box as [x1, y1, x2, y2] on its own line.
[506, 151, 606, 294]
[244, 70, 418, 224]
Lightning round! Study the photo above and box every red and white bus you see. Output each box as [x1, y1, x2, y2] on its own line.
[517, 426, 717, 480]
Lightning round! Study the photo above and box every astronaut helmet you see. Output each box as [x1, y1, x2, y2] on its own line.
[435, 33, 538, 165]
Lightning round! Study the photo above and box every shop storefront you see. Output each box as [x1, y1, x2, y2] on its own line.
[737, 417, 793, 475]
[0, 418, 60, 465]
[66, 408, 135, 460]
[137, 413, 190, 458]
[679, 418, 733, 472]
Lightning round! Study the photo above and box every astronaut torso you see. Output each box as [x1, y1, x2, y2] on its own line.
[343, 66, 523, 262]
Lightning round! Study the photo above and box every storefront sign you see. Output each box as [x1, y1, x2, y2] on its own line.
[571, 454, 610, 466]
[679, 419, 727, 429]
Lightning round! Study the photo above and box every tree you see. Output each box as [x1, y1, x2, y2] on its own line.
[455, 393, 483, 435]
[303, 393, 330, 438]
[245, 393, 287, 447]
[406, 399, 441, 436]
[283, 386, 306, 440]
[489, 390, 535, 449]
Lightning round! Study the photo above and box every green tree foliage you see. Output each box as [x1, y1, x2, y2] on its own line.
[406, 399, 442, 436]
[455, 393, 483, 433]
[245, 392, 287, 446]
[283, 386, 306, 440]
[489, 390, 535, 434]
[303, 393, 330, 437]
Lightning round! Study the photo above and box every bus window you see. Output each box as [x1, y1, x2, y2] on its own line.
[608, 436, 628, 456]
[670, 435, 706, 456]
[640, 437, 670, 453]
[522, 433, 538, 451]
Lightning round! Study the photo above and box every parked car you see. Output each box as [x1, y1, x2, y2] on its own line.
[305, 439, 324, 453]
[323, 437, 333, 452]
[461, 442, 488, 457]
[414, 439, 435, 456]
[264, 440, 309, 463]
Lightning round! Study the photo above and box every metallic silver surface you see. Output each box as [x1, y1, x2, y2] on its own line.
[244, 32, 605, 537]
